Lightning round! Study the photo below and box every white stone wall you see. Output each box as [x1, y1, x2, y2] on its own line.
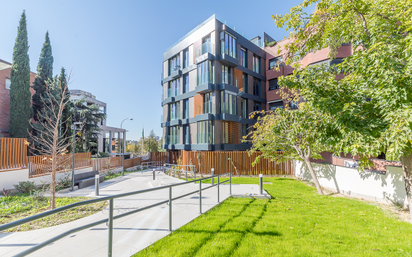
[295, 161, 408, 207]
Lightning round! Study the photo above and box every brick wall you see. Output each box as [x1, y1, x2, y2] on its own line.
[0, 67, 36, 137]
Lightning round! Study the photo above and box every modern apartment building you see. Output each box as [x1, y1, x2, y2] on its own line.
[69, 89, 126, 155]
[161, 15, 273, 152]
[264, 39, 352, 111]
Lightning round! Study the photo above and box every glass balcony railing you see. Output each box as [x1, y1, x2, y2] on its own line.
[220, 102, 238, 115]
[170, 110, 181, 121]
[195, 102, 213, 116]
[197, 71, 215, 86]
[168, 87, 180, 98]
[196, 42, 214, 58]
[197, 132, 214, 144]
[217, 73, 239, 88]
[165, 135, 180, 144]
[161, 115, 163, 123]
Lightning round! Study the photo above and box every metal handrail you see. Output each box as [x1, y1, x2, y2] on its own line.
[163, 163, 197, 181]
[0, 171, 232, 257]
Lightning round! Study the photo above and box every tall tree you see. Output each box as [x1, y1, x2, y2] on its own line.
[32, 31, 54, 122]
[58, 68, 72, 150]
[273, 0, 412, 221]
[9, 11, 32, 138]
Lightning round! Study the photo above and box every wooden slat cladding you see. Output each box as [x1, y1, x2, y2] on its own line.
[0, 138, 28, 172]
[149, 152, 167, 163]
[180, 150, 294, 176]
[222, 122, 239, 144]
[233, 68, 243, 92]
[92, 156, 122, 172]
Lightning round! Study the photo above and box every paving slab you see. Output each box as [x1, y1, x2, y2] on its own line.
[0, 171, 268, 257]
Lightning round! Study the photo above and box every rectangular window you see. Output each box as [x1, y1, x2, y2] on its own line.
[220, 91, 237, 115]
[203, 92, 213, 114]
[289, 100, 298, 109]
[169, 54, 180, 75]
[269, 101, 283, 111]
[183, 99, 189, 119]
[253, 55, 260, 74]
[169, 102, 180, 120]
[253, 78, 260, 96]
[220, 31, 237, 58]
[253, 101, 261, 112]
[222, 122, 230, 144]
[269, 57, 283, 70]
[5, 78, 11, 90]
[197, 121, 214, 144]
[168, 79, 180, 97]
[197, 60, 214, 85]
[241, 98, 247, 118]
[241, 124, 248, 143]
[221, 65, 232, 85]
[242, 73, 248, 93]
[183, 48, 189, 69]
[168, 126, 180, 144]
[183, 74, 189, 93]
[240, 48, 247, 67]
[268, 78, 279, 91]
[183, 125, 189, 144]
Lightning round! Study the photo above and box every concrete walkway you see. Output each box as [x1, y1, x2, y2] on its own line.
[0, 171, 264, 257]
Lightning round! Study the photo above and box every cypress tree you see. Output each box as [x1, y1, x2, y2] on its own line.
[58, 68, 73, 150]
[10, 11, 32, 138]
[32, 31, 53, 122]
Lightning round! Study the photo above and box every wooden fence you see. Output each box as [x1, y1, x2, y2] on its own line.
[124, 157, 142, 169]
[28, 152, 92, 178]
[149, 152, 166, 163]
[0, 138, 28, 171]
[92, 156, 122, 172]
[180, 151, 294, 176]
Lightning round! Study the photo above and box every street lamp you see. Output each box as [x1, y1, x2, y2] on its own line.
[121, 118, 133, 176]
[71, 121, 82, 191]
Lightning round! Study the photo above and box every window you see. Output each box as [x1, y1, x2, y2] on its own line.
[168, 126, 180, 144]
[168, 79, 180, 97]
[222, 65, 232, 85]
[183, 99, 189, 119]
[253, 55, 260, 73]
[253, 102, 261, 112]
[220, 31, 237, 58]
[183, 125, 190, 144]
[268, 78, 279, 91]
[253, 78, 260, 96]
[269, 57, 283, 69]
[269, 101, 283, 111]
[169, 102, 180, 120]
[221, 91, 237, 115]
[242, 73, 248, 93]
[222, 121, 230, 144]
[241, 98, 247, 118]
[197, 60, 214, 85]
[289, 100, 298, 109]
[241, 124, 248, 143]
[169, 54, 180, 75]
[240, 48, 247, 67]
[203, 92, 213, 114]
[183, 74, 189, 93]
[197, 121, 214, 144]
[183, 48, 189, 69]
[5, 78, 11, 90]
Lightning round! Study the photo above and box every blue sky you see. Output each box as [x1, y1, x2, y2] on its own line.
[0, 0, 305, 140]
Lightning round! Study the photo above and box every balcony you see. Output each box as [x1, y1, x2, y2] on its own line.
[217, 73, 239, 93]
[197, 132, 214, 144]
[195, 42, 215, 64]
[165, 135, 180, 145]
[169, 65, 182, 79]
[218, 49, 238, 67]
[220, 102, 237, 116]
[167, 87, 180, 98]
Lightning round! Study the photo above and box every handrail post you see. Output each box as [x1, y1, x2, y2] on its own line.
[194, 167, 196, 180]
[169, 187, 172, 232]
[164, 164, 166, 174]
[199, 180, 202, 214]
[230, 172, 232, 196]
[217, 175, 220, 203]
[153, 169, 156, 180]
[211, 168, 214, 185]
[108, 199, 114, 256]
[186, 171, 187, 181]
[259, 174, 263, 195]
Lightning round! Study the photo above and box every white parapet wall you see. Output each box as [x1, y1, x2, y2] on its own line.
[0, 167, 94, 191]
[295, 161, 408, 207]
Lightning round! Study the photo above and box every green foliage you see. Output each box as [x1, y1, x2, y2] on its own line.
[13, 181, 37, 194]
[58, 68, 72, 149]
[32, 31, 54, 123]
[9, 11, 32, 138]
[133, 177, 412, 257]
[96, 151, 110, 158]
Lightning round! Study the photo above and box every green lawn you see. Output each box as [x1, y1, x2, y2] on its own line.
[133, 177, 412, 257]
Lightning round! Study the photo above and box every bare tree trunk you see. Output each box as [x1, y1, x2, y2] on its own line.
[304, 158, 324, 195]
[400, 153, 412, 223]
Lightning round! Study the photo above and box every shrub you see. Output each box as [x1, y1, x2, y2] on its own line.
[14, 181, 37, 194]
